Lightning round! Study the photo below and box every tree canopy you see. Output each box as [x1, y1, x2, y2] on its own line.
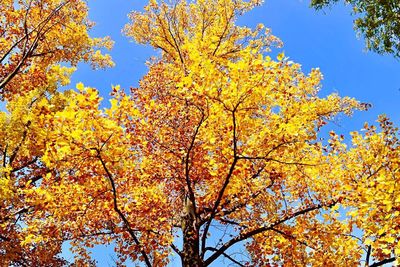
[0, 0, 399, 266]
[0, 0, 114, 99]
[311, 0, 400, 58]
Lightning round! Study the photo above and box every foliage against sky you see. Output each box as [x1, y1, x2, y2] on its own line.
[0, 0, 114, 99]
[311, 0, 400, 58]
[0, 0, 399, 266]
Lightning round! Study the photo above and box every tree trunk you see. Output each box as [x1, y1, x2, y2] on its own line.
[181, 198, 202, 267]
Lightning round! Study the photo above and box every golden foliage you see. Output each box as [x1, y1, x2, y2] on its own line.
[0, 0, 114, 100]
[0, 0, 399, 266]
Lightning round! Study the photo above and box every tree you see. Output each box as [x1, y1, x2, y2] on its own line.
[0, 0, 114, 99]
[0, 0, 113, 265]
[1, 0, 399, 266]
[310, 0, 400, 58]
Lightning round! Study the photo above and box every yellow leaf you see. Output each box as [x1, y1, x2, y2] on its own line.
[277, 52, 285, 61]
[76, 82, 85, 91]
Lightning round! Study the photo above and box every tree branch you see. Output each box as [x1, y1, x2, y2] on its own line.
[0, 1, 71, 89]
[270, 227, 317, 251]
[201, 109, 238, 258]
[11, 157, 38, 173]
[204, 203, 332, 266]
[9, 121, 31, 165]
[170, 243, 182, 258]
[365, 245, 371, 267]
[184, 109, 205, 221]
[96, 150, 152, 267]
[370, 257, 396, 267]
[205, 247, 246, 267]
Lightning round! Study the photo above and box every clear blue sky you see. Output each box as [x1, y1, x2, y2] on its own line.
[64, 0, 400, 265]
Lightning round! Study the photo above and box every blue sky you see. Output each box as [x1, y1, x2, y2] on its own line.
[65, 0, 400, 265]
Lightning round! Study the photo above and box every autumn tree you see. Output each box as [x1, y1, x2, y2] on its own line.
[1, 0, 399, 266]
[0, 0, 113, 99]
[0, 0, 113, 265]
[340, 116, 400, 267]
[311, 0, 400, 58]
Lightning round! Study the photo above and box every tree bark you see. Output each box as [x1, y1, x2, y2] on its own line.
[181, 198, 202, 267]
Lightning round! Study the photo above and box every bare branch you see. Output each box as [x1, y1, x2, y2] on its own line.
[205, 247, 246, 267]
[170, 243, 182, 258]
[370, 257, 396, 267]
[365, 245, 372, 267]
